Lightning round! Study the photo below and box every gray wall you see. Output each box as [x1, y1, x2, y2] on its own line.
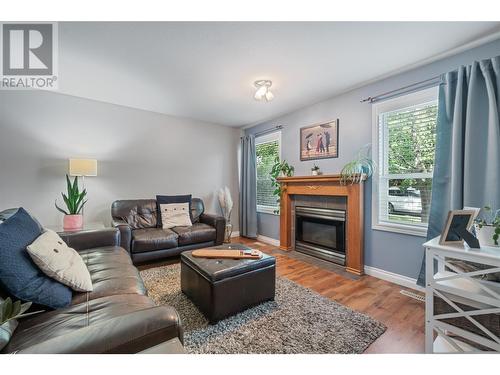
[246, 38, 500, 279]
[0, 91, 241, 230]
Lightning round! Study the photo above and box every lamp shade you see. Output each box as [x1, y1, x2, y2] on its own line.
[69, 159, 97, 177]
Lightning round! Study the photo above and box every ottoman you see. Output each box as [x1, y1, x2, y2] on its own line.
[181, 244, 276, 323]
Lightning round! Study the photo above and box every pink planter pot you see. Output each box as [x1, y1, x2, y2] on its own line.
[63, 214, 83, 230]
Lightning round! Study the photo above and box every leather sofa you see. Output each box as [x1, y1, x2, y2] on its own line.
[111, 198, 225, 264]
[0, 221, 183, 354]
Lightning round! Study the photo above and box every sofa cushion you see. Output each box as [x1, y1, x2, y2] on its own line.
[131, 228, 179, 253]
[71, 246, 147, 305]
[0, 208, 72, 309]
[172, 223, 216, 246]
[111, 199, 157, 229]
[27, 229, 93, 292]
[159, 202, 192, 229]
[78, 245, 133, 265]
[156, 195, 192, 228]
[2, 294, 156, 353]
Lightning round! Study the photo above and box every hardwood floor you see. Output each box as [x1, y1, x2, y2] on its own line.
[236, 236, 425, 353]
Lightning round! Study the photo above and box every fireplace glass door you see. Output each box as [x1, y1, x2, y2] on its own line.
[295, 206, 346, 264]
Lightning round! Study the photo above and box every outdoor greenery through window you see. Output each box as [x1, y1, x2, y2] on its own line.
[256, 131, 281, 213]
[373, 87, 438, 235]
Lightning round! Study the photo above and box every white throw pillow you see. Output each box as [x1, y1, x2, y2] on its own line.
[26, 229, 93, 292]
[160, 202, 192, 229]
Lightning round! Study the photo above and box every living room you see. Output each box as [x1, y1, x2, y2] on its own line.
[1, 1, 499, 373]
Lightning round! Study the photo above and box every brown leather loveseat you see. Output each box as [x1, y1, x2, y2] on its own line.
[111, 198, 225, 264]
[0, 221, 183, 354]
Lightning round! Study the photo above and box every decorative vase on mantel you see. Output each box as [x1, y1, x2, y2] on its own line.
[311, 164, 321, 176]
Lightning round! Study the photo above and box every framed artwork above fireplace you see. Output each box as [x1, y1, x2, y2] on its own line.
[300, 119, 339, 161]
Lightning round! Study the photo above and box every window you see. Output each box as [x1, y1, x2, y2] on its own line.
[372, 87, 438, 236]
[256, 131, 281, 214]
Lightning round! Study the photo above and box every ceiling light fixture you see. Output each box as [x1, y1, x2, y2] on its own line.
[254, 80, 274, 102]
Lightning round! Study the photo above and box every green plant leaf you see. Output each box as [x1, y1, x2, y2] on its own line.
[74, 189, 87, 213]
[66, 174, 72, 197]
[19, 301, 32, 315]
[0, 298, 7, 323]
[62, 193, 74, 214]
[76, 200, 87, 214]
[1, 299, 33, 324]
[1, 298, 12, 323]
[11, 300, 21, 318]
[72, 175, 79, 194]
[55, 200, 69, 215]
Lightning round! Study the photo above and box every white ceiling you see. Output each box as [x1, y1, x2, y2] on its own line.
[58, 22, 500, 127]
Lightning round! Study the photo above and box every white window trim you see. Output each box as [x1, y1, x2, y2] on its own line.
[256, 130, 282, 215]
[256, 205, 279, 215]
[371, 87, 438, 237]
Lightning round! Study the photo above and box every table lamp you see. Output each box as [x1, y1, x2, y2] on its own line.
[68, 158, 98, 216]
[69, 159, 97, 180]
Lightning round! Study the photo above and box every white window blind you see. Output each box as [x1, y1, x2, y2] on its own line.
[256, 131, 281, 214]
[372, 87, 438, 236]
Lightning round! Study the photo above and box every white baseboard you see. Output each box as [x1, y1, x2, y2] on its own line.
[235, 231, 422, 292]
[256, 234, 280, 247]
[231, 231, 240, 238]
[364, 265, 424, 292]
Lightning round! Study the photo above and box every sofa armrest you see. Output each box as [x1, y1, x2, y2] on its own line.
[112, 218, 132, 252]
[200, 213, 226, 245]
[138, 337, 185, 354]
[59, 228, 120, 251]
[16, 305, 183, 354]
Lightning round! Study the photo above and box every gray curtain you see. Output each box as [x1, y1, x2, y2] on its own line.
[417, 56, 500, 286]
[239, 134, 258, 238]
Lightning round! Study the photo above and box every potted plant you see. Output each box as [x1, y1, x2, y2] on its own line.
[1, 298, 34, 350]
[218, 186, 234, 243]
[340, 143, 375, 185]
[270, 156, 294, 214]
[311, 164, 321, 176]
[55, 174, 87, 230]
[475, 206, 500, 247]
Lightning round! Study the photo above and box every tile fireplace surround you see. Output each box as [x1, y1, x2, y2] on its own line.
[277, 174, 365, 275]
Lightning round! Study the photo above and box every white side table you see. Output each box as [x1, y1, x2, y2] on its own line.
[424, 236, 500, 353]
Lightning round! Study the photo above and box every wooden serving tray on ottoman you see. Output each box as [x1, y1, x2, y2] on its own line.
[192, 248, 263, 259]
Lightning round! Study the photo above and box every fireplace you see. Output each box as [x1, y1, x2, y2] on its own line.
[295, 206, 346, 265]
[277, 174, 364, 275]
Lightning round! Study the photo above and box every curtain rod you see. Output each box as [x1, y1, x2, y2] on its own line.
[254, 125, 283, 137]
[360, 75, 444, 104]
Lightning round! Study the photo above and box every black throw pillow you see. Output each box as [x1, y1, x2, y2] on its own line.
[156, 195, 192, 228]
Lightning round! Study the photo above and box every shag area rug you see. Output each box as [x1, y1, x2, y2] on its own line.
[140, 264, 386, 354]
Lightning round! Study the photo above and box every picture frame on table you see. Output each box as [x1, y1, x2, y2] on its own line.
[439, 208, 480, 246]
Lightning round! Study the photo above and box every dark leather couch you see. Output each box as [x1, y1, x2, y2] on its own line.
[0, 222, 183, 354]
[111, 198, 225, 264]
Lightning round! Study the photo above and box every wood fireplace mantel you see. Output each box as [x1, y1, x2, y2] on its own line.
[277, 174, 365, 275]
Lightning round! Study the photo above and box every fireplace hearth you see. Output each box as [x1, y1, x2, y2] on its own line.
[295, 206, 346, 265]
